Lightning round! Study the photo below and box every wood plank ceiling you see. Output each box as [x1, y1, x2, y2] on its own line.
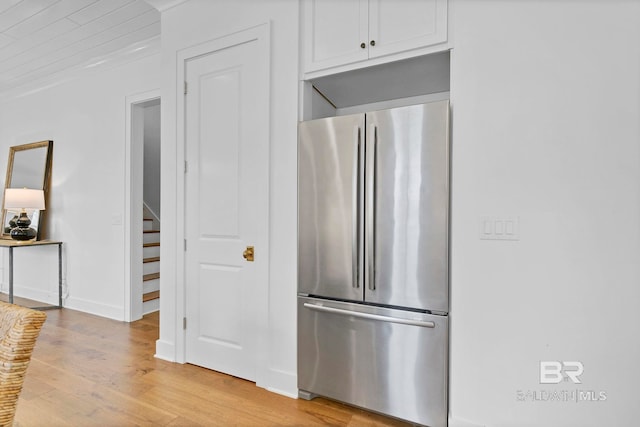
[0, 0, 161, 95]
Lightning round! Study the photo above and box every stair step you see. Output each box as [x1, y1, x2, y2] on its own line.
[143, 245, 160, 258]
[143, 278, 159, 294]
[143, 215, 160, 311]
[142, 297, 159, 314]
[143, 260, 159, 276]
[143, 231, 160, 244]
[143, 291, 160, 302]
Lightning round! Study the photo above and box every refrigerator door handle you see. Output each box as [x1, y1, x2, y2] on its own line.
[366, 125, 377, 291]
[352, 127, 362, 289]
[303, 303, 436, 328]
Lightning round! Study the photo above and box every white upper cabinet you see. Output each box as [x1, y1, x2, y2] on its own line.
[303, 0, 448, 75]
[369, 0, 447, 58]
[304, 0, 369, 72]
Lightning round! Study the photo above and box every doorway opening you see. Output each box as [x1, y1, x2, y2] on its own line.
[125, 90, 161, 322]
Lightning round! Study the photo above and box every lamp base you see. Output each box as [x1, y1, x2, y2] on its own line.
[10, 227, 37, 241]
[10, 227, 36, 241]
[10, 211, 36, 241]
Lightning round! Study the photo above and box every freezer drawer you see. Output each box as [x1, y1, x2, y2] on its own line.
[298, 297, 448, 427]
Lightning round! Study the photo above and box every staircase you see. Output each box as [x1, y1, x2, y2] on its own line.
[143, 217, 160, 314]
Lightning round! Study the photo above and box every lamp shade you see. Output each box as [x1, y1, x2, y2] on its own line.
[4, 188, 45, 210]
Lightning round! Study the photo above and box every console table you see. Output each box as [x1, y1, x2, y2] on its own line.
[0, 240, 62, 310]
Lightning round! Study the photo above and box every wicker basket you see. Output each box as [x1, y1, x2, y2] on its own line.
[0, 302, 46, 427]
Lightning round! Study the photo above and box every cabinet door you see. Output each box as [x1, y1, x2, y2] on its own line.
[368, 0, 448, 59]
[304, 0, 369, 72]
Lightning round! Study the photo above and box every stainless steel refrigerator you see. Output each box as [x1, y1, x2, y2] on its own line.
[297, 100, 450, 427]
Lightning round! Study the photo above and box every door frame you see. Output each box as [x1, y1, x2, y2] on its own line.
[174, 23, 271, 382]
[125, 89, 161, 322]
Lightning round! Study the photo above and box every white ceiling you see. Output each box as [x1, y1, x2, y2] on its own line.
[0, 0, 164, 96]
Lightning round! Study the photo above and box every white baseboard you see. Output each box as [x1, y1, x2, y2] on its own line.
[64, 296, 124, 320]
[4, 283, 58, 306]
[263, 367, 298, 399]
[448, 416, 485, 427]
[155, 339, 175, 362]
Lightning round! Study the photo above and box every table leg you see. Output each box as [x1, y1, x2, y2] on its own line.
[58, 243, 62, 308]
[8, 247, 13, 304]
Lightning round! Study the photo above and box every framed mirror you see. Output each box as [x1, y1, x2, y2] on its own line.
[1, 141, 53, 240]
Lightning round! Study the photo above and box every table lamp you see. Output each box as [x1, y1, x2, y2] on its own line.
[3, 188, 45, 241]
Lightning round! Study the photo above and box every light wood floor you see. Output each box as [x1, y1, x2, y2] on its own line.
[13, 307, 411, 426]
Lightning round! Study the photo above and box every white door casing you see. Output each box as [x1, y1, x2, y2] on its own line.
[182, 25, 270, 381]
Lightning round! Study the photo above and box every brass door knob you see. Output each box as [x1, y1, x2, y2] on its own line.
[243, 246, 255, 262]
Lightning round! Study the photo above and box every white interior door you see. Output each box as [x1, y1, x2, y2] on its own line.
[184, 31, 269, 381]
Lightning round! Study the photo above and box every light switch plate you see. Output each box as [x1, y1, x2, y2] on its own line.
[111, 213, 123, 225]
[480, 216, 520, 240]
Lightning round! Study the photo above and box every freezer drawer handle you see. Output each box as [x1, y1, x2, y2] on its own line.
[303, 303, 436, 328]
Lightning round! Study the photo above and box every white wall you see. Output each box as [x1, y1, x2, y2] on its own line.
[0, 54, 161, 319]
[449, 1, 640, 426]
[143, 102, 161, 218]
[156, 0, 299, 396]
